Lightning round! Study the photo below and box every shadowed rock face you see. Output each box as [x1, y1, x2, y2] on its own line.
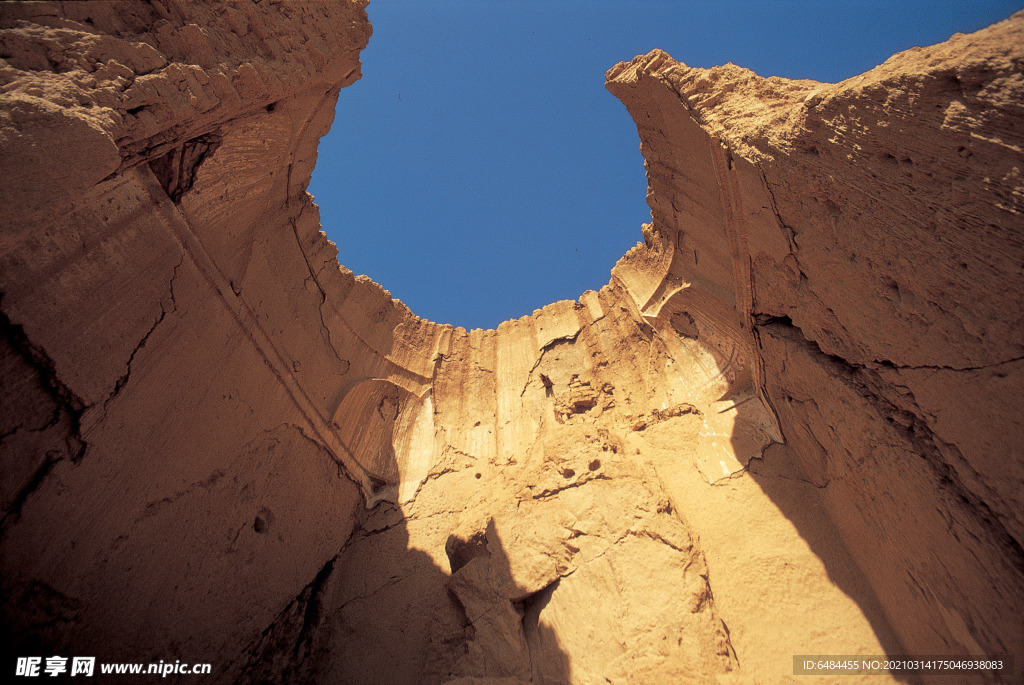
[1, 2, 1021, 682]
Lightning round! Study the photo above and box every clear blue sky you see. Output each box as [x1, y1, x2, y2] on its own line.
[309, 1, 1020, 331]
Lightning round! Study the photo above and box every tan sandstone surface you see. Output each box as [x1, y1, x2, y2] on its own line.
[1, 2, 1022, 683]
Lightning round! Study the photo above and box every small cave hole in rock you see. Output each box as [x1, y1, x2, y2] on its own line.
[561, 468, 575, 479]
[252, 508, 274, 534]
[445, 531, 489, 574]
[589, 459, 601, 471]
[148, 133, 223, 203]
[377, 394, 400, 421]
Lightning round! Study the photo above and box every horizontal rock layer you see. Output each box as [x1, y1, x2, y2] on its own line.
[1, 2, 1021, 683]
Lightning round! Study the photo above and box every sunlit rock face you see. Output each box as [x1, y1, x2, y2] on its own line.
[606, 14, 1024, 671]
[2, 2, 1022, 682]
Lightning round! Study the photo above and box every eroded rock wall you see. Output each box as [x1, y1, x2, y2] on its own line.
[0, 0, 393, 673]
[607, 9, 1024, 668]
[2, 2, 1022, 684]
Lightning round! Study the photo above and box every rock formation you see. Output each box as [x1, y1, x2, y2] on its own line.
[1, 2, 1021, 683]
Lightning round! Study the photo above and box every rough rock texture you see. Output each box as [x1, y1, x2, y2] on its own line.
[605, 14, 1024, 672]
[1, 2, 1022, 683]
[0, 0, 378, 674]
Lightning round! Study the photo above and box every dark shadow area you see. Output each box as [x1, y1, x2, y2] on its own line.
[746, 442, 909, 663]
[522, 578, 571, 684]
[238, 397, 571, 684]
[444, 519, 572, 683]
[643, 292, 910, 680]
[741, 317, 1023, 681]
[733, 327, 912, 682]
[0, 303, 89, 670]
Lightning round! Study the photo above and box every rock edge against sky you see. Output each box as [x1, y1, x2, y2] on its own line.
[1, 2, 1022, 682]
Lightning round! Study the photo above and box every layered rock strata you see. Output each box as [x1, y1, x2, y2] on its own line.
[605, 16, 1024, 668]
[1, 2, 1022, 683]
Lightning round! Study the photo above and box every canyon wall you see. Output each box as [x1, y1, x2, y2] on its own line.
[1, 2, 1021, 683]
[605, 12, 1024, 673]
[0, 0, 386, 673]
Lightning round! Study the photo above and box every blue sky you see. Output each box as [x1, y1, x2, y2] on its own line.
[309, 1, 1021, 331]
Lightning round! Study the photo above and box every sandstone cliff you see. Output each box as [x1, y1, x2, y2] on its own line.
[1, 2, 1022, 683]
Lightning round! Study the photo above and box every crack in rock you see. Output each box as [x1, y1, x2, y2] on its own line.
[0, 295, 88, 532]
[289, 216, 348, 368]
[103, 254, 183, 412]
[757, 317, 1024, 570]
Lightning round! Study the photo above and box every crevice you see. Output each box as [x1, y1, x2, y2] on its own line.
[0, 425, 19, 449]
[872, 354, 1024, 373]
[744, 451, 830, 489]
[528, 473, 611, 501]
[630, 402, 700, 431]
[278, 422, 334, 464]
[750, 324, 787, 448]
[756, 317, 1024, 573]
[402, 442, 483, 504]
[289, 216, 348, 368]
[429, 348, 452, 393]
[103, 254, 182, 411]
[625, 528, 691, 553]
[752, 313, 793, 328]
[755, 315, 860, 377]
[136, 469, 227, 523]
[520, 330, 581, 397]
[540, 329, 582, 352]
[333, 576, 403, 616]
[0, 303, 88, 459]
[347, 518, 406, 543]
[756, 163, 799, 251]
[236, 547, 344, 684]
[0, 451, 63, 533]
[292, 553, 336, 660]
[0, 295, 89, 532]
